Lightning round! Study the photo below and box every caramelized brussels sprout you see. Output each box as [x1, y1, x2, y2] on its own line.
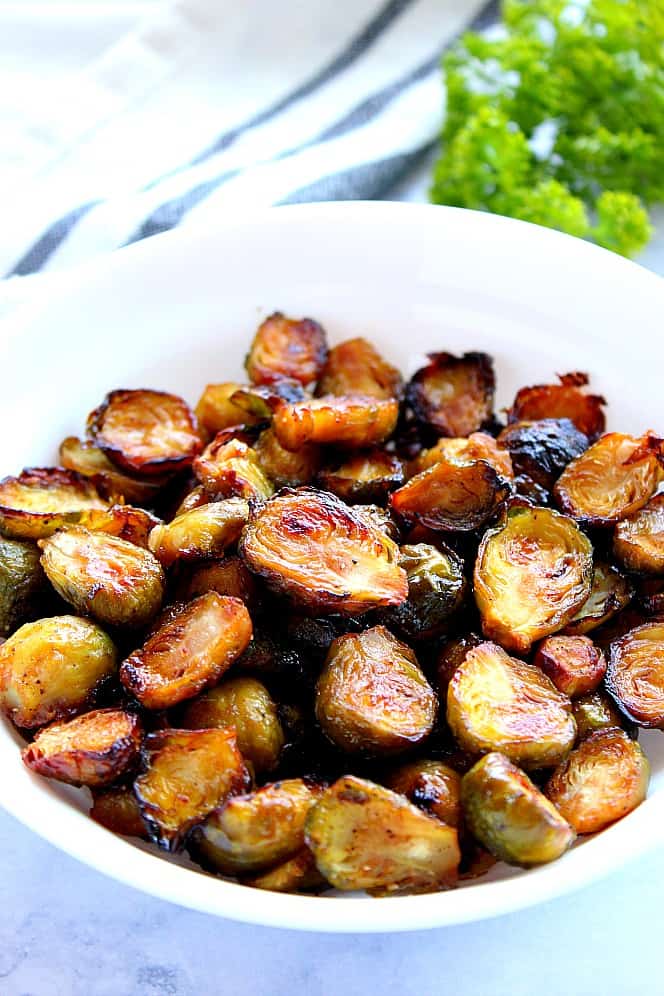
[0, 615, 117, 728]
[447, 641, 576, 768]
[193, 437, 273, 501]
[120, 593, 252, 709]
[317, 450, 404, 504]
[317, 337, 402, 400]
[134, 727, 248, 850]
[474, 506, 593, 653]
[176, 556, 258, 607]
[606, 622, 664, 727]
[462, 753, 574, 866]
[497, 419, 588, 488]
[244, 847, 324, 893]
[40, 527, 165, 628]
[195, 383, 263, 440]
[239, 489, 407, 615]
[148, 498, 249, 567]
[305, 776, 460, 894]
[0, 536, 45, 637]
[572, 690, 628, 740]
[0, 468, 107, 540]
[273, 395, 399, 451]
[182, 676, 284, 772]
[415, 432, 513, 479]
[390, 458, 511, 532]
[545, 729, 649, 833]
[436, 633, 483, 696]
[507, 372, 606, 441]
[88, 389, 202, 476]
[245, 313, 327, 387]
[554, 432, 663, 526]
[80, 505, 161, 548]
[533, 635, 606, 698]
[406, 352, 495, 437]
[59, 437, 168, 505]
[22, 708, 142, 787]
[563, 561, 634, 635]
[614, 493, 664, 575]
[386, 760, 461, 827]
[378, 543, 466, 641]
[90, 784, 148, 838]
[254, 427, 321, 488]
[315, 625, 436, 754]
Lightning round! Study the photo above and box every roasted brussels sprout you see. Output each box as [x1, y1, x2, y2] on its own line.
[87, 389, 202, 476]
[462, 753, 574, 866]
[195, 383, 263, 441]
[497, 418, 588, 489]
[572, 690, 628, 740]
[474, 506, 593, 653]
[245, 313, 327, 387]
[0, 468, 107, 540]
[305, 776, 460, 894]
[230, 380, 307, 421]
[613, 493, 664, 575]
[59, 437, 168, 505]
[148, 498, 249, 567]
[176, 556, 258, 607]
[415, 432, 513, 479]
[0, 536, 45, 637]
[40, 526, 165, 628]
[533, 635, 606, 698]
[182, 676, 284, 772]
[390, 458, 511, 532]
[606, 622, 664, 727]
[317, 450, 404, 504]
[254, 428, 321, 489]
[315, 626, 437, 754]
[562, 561, 633, 635]
[134, 727, 248, 851]
[22, 708, 142, 787]
[378, 543, 466, 641]
[273, 395, 399, 452]
[386, 760, 461, 827]
[406, 352, 495, 437]
[0, 615, 117, 728]
[193, 779, 321, 874]
[193, 437, 274, 501]
[120, 593, 252, 709]
[507, 372, 606, 440]
[352, 504, 401, 541]
[317, 337, 402, 400]
[554, 432, 663, 526]
[243, 847, 324, 893]
[447, 641, 576, 768]
[80, 505, 161, 548]
[90, 784, 148, 838]
[545, 729, 649, 833]
[239, 489, 407, 615]
[436, 633, 483, 696]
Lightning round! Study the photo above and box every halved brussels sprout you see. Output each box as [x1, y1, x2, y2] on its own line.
[317, 337, 403, 400]
[614, 493, 664, 575]
[317, 450, 404, 504]
[0, 615, 117, 728]
[59, 437, 169, 505]
[378, 543, 466, 642]
[572, 690, 629, 740]
[447, 641, 576, 768]
[316, 626, 436, 755]
[386, 760, 461, 827]
[148, 498, 249, 567]
[305, 776, 460, 895]
[87, 389, 202, 476]
[507, 372, 606, 441]
[40, 526, 165, 628]
[176, 556, 259, 607]
[554, 432, 663, 526]
[120, 593, 252, 709]
[245, 313, 328, 387]
[562, 561, 634, 636]
[181, 676, 284, 772]
[239, 489, 407, 615]
[436, 632, 483, 696]
[244, 847, 324, 893]
[22, 708, 142, 787]
[474, 506, 593, 653]
[462, 752, 574, 866]
[90, 784, 148, 838]
[533, 635, 606, 698]
[545, 728, 649, 833]
[195, 383, 263, 441]
[193, 437, 274, 501]
[606, 622, 664, 727]
[254, 428, 321, 489]
[0, 536, 45, 637]
[273, 395, 399, 451]
[415, 432, 513, 479]
[497, 418, 588, 489]
[134, 727, 248, 851]
[406, 352, 495, 437]
[0, 468, 107, 540]
[80, 505, 161, 549]
[390, 458, 511, 533]
[229, 380, 307, 420]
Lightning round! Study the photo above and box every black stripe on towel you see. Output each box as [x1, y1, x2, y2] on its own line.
[8, 201, 99, 277]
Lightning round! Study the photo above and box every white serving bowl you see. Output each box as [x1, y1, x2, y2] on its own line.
[2, 202, 663, 932]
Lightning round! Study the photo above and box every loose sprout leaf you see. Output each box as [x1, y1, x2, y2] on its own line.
[193, 437, 274, 501]
[230, 380, 307, 420]
[245, 313, 328, 387]
[80, 505, 161, 549]
[507, 375, 606, 440]
[59, 437, 169, 504]
[390, 457, 511, 532]
[273, 395, 399, 451]
[317, 449, 404, 504]
[317, 337, 403, 400]
[416, 432, 513, 479]
[613, 493, 664, 575]
[497, 418, 588, 489]
[148, 498, 249, 567]
[563, 561, 634, 636]
[606, 622, 664, 728]
[195, 383, 264, 441]
[533, 635, 606, 699]
[406, 352, 495, 437]
[0, 468, 107, 540]
[386, 760, 461, 828]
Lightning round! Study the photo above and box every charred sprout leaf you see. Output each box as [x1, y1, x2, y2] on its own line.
[254, 427, 321, 489]
[606, 622, 664, 727]
[120, 593, 252, 709]
[474, 505, 593, 654]
[386, 759, 461, 827]
[0, 468, 107, 540]
[273, 394, 399, 452]
[507, 374, 606, 441]
[447, 641, 576, 768]
[182, 676, 284, 772]
[22, 708, 142, 787]
[317, 449, 404, 504]
[0, 536, 45, 637]
[0, 615, 117, 728]
[230, 380, 307, 420]
[134, 727, 248, 851]
[305, 776, 460, 895]
[176, 556, 259, 607]
[497, 418, 588, 489]
[90, 785, 148, 838]
[244, 847, 325, 893]
[195, 383, 263, 441]
[563, 561, 634, 636]
[572, 690, 629, 741]
[462, 752, 574, 866]
[554, 432, 663, 526]
[545, 729, 649, 834]
[315, 626, 437, 754]
[239, 489, 407, 615]
[415, 432, 513, 479]
[40, 527, 165, 628]
[614, 493, 664, 575]
[193, 437, 274, 501]
[533, 635, 606, 699]
[148, 498, 249, 567]
[390, 458, 511, 532]
[317, 337, 403, 400]
[59, 437, 169, 505]
[437, 633, 483, 697]
[378, 543, 466, 642]
[80, 505, 161, 549]
[406, 352, 495, 437]
[245, 313, 328, 387]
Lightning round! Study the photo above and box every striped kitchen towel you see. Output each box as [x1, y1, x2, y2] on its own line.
[1, 0, 497, 288]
